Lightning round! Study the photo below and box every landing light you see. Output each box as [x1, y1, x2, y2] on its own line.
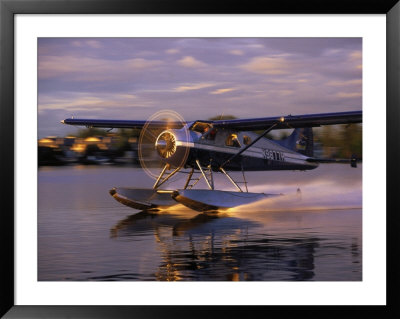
[279, 117, 285, 122]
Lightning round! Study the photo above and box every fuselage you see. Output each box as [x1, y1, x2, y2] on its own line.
[158, 125, 318, 172]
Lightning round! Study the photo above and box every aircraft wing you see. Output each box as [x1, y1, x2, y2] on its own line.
[62, 110, 361, 131]
[61, 118, 184, 129]
[209, 110, 362, 131]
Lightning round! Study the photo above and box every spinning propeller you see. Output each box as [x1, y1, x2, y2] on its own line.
[138, 110, 191, 180]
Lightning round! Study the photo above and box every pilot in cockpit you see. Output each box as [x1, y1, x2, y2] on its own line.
[202, 126, 217, 141]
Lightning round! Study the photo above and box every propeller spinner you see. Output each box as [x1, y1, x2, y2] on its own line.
[138, 110, 191, 180]
[155, 131, 177, 159]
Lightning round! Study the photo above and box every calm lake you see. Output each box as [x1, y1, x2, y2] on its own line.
[38, 164, 362, 281]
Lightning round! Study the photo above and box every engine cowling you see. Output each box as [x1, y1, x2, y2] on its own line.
[154, 129, 190, 168]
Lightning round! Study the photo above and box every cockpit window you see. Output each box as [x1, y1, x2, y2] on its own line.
[243, 135, 251, 145]
[226, 134, 241, 147]
[191, 122, 212, 134]
[192, 122, 218, 141]
[205, 128, 217, 140]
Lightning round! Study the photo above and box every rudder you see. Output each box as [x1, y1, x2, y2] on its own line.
[276, 127, 314, 157]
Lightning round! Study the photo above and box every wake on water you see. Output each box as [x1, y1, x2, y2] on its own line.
[142, 163, 362, 214]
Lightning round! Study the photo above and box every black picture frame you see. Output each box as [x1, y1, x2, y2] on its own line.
[1, 0, 399, 318]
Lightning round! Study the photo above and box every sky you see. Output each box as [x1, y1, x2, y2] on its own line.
[38, 38, 362, 138]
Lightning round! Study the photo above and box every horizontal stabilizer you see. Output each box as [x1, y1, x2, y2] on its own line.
[306, 156, 359, 167]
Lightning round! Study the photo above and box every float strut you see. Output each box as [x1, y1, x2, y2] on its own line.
[196, 159, 213, 190]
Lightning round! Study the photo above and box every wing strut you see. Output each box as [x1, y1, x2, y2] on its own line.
[219, 167, 243, 192]
[219, 119, 282, 169]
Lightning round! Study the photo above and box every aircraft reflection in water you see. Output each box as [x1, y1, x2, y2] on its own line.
[109, 210, 321, 281]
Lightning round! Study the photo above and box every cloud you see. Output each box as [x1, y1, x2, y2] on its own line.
[177, 56, 207, 68]
[327, 79, 362, 86]
[348, 50, 362, 70]
[246, 44, 264, 49]
[71, 40, 103, 48]
[229, 50, 244, 56]
[323, 49, 343, 56]
[38, 92, 153, 112]
[210, 88, 237, 95]
[349, 50, 362, 61]
[173, 83, 215, 92]
[278, 89, 294, 96]
[166, 48, 180, 54]
[38, 56, 164, 80]
[240, 56, 293, 75]
[336, 92, 362, 98]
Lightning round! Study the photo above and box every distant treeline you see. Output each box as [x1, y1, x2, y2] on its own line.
[76, 127, 141, 139]
[314, 124, 362, 159]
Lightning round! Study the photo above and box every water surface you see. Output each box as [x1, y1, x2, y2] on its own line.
[38, 164, 362, 281]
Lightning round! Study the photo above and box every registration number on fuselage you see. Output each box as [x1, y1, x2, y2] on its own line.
[263, 149, 285, 161]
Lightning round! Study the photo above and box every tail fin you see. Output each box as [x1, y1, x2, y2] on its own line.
[276, 127, 314, 157]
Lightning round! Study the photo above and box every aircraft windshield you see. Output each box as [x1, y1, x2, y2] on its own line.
[191, 122, 212, 134]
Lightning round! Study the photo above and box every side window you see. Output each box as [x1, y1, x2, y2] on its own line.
[226, 134, 241, 147]
[243, 135, 251, 145]
[206, 128, 217, 140]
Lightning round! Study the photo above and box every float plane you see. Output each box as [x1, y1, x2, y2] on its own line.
[61, 110, 362, 212]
